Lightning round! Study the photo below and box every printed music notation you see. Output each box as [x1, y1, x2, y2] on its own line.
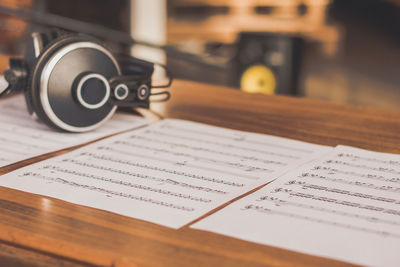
[0, 96, 151, 167]
[192, 145, 400, 267]
[0, 119, 328, 228]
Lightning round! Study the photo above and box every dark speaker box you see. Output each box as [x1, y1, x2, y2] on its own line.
[233, 33, 304, 95]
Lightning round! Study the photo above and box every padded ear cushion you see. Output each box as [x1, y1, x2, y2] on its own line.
[23, 33, 50, 114]
[26, 33, 118, 131]
[23, 29, 71, 114]
[24, 29, 66, 73]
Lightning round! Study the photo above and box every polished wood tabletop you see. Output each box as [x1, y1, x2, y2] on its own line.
[0, 80, 400, 267]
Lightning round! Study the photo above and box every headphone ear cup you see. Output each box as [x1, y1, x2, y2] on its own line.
[27, 33, 120, 132]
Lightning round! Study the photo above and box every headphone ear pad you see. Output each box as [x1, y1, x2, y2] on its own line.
[24, 30, 70, 116]
[24, 64, 36, 115]
[24, 32, 56, 114]
[24, 34, 42, 73]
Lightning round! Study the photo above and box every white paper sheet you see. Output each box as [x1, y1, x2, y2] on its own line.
[0, 119, 329, 228]
[192, 145, 400, 267]
[0, 95, 151, 167]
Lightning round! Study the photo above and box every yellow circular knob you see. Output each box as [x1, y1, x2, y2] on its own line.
[240, 65, 276, 95]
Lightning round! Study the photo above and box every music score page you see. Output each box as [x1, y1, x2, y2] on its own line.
[0, 96, 151, 167]
[0, 119, 329, 228]
[192, 145, 400, 267]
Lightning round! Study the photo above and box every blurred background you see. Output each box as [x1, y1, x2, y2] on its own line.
[0, 0, 399, 110]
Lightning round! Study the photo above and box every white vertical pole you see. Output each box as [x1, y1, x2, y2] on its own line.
[130, 0, 167, 74]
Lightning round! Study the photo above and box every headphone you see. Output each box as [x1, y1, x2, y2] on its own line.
[1, 29, 172, 132]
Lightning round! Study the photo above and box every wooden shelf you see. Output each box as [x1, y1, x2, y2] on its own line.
[167, 0, 340, 54]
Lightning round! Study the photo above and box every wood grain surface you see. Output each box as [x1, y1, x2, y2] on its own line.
[1, 79, 399, 266]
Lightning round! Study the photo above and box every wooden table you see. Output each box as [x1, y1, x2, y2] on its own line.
[0, 80, 399, 266]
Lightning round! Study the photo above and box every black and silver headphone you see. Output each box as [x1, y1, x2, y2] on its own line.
[1, 29, 172, 132]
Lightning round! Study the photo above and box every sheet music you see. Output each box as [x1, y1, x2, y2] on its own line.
[0, 96, 151, 167]
[192, 146, 400, 267]
[0, 119, 329, 228]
